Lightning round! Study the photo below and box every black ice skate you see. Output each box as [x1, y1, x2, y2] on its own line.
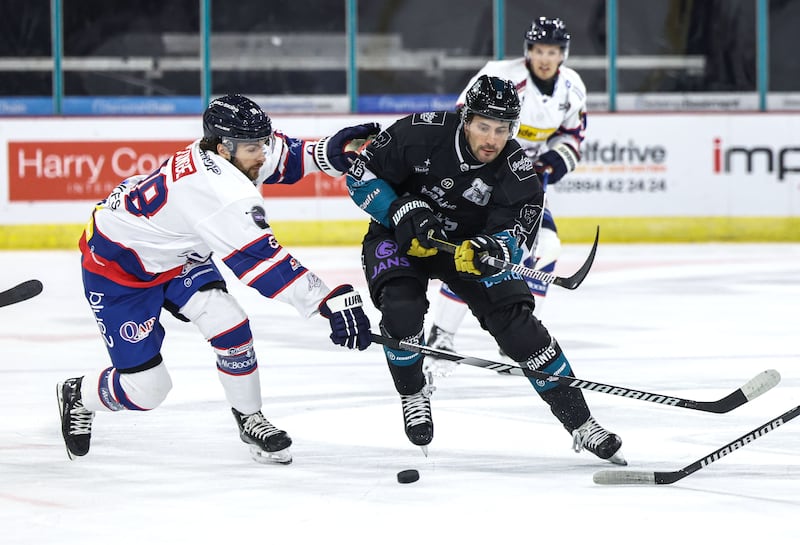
[571, 416, 626, 465]
[56, 377, 95, 460]
[231, 408, 292, 464]
[400, 385, 434, 455]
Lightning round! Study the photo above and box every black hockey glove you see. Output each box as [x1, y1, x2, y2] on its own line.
[534, 143, 579, 185]
[389, 197, 448, 257]
[454, 235, 511, 278]
[313, 122, 381, 176]
[318, 284, 371, 350]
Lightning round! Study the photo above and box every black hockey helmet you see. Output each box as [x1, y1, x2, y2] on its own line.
[524, 17, 571, 60]
[202, 94, 272, 145]
[462, 75, 521, 138]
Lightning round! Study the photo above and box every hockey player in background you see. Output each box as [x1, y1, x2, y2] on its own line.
[427, 17, 586, 373]
[345, 75, 624, 464]
[57, 94, 377, 464]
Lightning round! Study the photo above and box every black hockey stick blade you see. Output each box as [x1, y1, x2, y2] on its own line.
[549, 225, 598, 289]
[427, 226, 599, 290]
[0, 279, 43, 308]
[370, 333, 780, 414]
[594, 403, 800, 485]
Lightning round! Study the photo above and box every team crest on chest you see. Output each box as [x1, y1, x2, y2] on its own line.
[462, 178, 492, 206]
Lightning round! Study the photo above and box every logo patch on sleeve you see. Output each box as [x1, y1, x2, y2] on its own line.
[370, 131, 392, 149]
[507, 148, 536, 181]
[247, 205, 270, 229]
[411, 112, 446, 126]
[172, 148, 197, 181]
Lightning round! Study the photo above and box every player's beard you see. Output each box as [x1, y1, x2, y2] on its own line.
[476, 145, 500, 163]
[245, 164, 262, 181]
[234, 158, 263, 181]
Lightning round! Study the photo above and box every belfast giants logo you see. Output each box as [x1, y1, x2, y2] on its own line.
[513, 203, 543, 250]
[370, 240, 410, 280]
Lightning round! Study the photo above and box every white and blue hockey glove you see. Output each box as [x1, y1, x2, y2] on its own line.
[534, 143, 579, 184]
[318, 284, 372, 350]
[313, 122, 381, 176]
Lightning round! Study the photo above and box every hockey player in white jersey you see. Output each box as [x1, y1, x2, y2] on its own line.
[57, 94, 377, 464]
[427, 17, 586, 373]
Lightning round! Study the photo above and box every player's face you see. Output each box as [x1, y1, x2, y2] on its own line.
[464, 115, 511, 163]
[226, 140, 267, 181]
[527, 43, 564, 81]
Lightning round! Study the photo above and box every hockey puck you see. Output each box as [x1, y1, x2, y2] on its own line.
[397, 469, 419, 484]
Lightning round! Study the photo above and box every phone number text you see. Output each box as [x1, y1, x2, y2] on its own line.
[551, 178, 668, 193]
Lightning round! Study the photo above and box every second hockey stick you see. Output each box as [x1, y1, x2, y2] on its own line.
[0, 279, 43, 308]
[593, 403, 800, 485]
[426, 226, 599, 290]
[371, 333, 780, 414]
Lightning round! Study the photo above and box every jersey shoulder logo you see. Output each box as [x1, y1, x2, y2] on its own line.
[507, 148, 536, 181]
[172, 148, 197, 181]
[411, 112, 446, 126]
[370, 131, 392, 149]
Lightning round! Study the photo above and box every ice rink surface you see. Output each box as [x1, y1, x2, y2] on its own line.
[1, 242, 799, 544]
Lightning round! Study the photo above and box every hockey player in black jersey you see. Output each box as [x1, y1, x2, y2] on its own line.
[346, 75, 625, 464]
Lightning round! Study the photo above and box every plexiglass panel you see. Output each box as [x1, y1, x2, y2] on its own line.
[2, 0, 800, 114]
[62, 0, 201, 98]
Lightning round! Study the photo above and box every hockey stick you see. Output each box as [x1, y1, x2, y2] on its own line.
[426, 226, 598, 290]
[593, 403, 800, 485]
[371, 333, 780, 414]
[0, 279, 43, 308]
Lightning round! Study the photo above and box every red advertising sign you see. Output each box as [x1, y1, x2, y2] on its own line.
[8, 140, 349, 202]
[8, 141, 189, 201]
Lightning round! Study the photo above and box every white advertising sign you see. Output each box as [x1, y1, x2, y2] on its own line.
[549, 113, 800, 217]
[1, 113, 798, 226]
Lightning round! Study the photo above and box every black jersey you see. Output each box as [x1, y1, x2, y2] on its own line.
[347, 111, 544, 251]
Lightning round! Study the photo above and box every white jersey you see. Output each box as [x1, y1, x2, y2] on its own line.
[456, 58, 587, 162]
[81, 139, 330, 318]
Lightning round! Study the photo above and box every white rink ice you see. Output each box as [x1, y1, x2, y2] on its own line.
[1, 242, 799, 545]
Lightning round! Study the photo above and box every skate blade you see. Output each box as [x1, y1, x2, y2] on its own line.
[56, 383, 77, 461]
[606, 450, 627, 466]
[419, 445, 429, 457]
[249, 445, 292, 465]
